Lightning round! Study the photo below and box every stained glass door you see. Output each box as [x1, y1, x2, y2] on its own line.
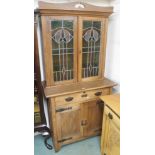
[44, 16, 77, 85]
[78, 17, 106, 81]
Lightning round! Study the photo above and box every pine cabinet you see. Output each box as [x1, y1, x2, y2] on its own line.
[100, 94, 120, 155]
[38, 1, 116, 152]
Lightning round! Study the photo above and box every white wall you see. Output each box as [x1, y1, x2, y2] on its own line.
[35, 0, 120, 128]
[105, 0, 120, 93]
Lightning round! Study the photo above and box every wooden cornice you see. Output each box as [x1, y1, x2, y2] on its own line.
[38, 1, 113, 17]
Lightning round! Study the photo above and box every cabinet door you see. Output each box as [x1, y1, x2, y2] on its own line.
[101, 107, 120, 155]
[78, 17, 107, 81]
[82, 100, 103, 137]
[55, 104, 82, 144]
[41, 16, 77, 86]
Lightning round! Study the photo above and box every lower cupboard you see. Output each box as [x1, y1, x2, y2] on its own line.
[48, 87, 111, 151]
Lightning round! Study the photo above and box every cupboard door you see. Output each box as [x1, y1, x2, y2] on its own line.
[78, 17, 107, 81]
[102, 107, 120, 155]
[41, 16, 77, 86]
[82, 100, 103, 137]
[55, 104, 82, 144]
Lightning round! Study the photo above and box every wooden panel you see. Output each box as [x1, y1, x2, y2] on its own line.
[38, 1, 113, 17]
[82, 100, 103, 137]
[48, 98, 61, 152]
[55, 88, 109, 106]
[56, 104, 83, 144]
[44, 78, 117, 98]
[100, 94, 120, 117]
[41, 16, 53, 86]
[101, 105, 120, 155]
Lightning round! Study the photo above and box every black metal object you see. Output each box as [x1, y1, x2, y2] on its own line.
[94, 91, 102, 96]
[56, 107, 72, 112]
[108, 113, 113, 119]
[58, 137, 72, 143]
[65, 97, 74, 102]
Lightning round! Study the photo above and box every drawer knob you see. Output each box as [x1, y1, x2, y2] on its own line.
[81, 94, 87, 97]
[108, 113, 113, 119]
[65, 97, 73, 102]
[95, 91, 102, 96]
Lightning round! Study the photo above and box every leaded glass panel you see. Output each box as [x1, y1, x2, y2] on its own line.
[51, 20, 74, 82]
[82, 20, 101, 78]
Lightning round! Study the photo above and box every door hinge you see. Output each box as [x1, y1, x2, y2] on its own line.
[56, 107, 72, 113]
[58, 137, 72, 143]
[94, 128, 102, 132]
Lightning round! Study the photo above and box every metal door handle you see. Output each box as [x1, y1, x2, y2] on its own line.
[65, 97, 73, 102]
[108, 113, 113, 119]
[95, 91, 102, 96]
[81, 94, 88, 97]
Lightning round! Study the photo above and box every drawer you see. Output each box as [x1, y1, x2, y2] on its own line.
[55, 88, 110, 106]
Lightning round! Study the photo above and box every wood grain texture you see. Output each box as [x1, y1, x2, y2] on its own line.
[44, 78, 117, 98]
[38, 1, 113, 17]
[41, 16, 53, 86]
[48, 98, 61, 151]
[82, 100, 103, 136]
[101, 94, 120, 155]
[56, 104, 82, 142]
[100, 94, 120, 117]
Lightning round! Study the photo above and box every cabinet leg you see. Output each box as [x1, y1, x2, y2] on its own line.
[54, 143, 61, 152]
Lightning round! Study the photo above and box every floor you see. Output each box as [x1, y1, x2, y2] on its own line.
[34, 135, 101, 155]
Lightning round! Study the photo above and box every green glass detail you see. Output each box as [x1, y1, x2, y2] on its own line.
[51, 20, 74, 82]
[82, 20, 102, 78]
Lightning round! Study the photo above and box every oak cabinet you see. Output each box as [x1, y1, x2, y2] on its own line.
[38, 1, 116, 152]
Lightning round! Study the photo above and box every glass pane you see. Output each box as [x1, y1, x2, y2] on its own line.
[51, 20, 74, 82]
[82, 20, 101, 78]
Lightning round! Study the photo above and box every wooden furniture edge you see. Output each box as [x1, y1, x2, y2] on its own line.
[44, 78, 117, 98]
[100, 94, 120, 117]
[38, 1, 113, 17]
[38, 1, 113, 12]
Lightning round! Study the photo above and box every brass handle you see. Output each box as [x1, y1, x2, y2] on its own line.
[94, 91, 102, 96]
[65, 97, 73, 102]
[81, 94, 88, 97]
[108, 113, 113, 119]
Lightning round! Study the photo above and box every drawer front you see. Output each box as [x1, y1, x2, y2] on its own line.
[55, 88, 110, 106]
